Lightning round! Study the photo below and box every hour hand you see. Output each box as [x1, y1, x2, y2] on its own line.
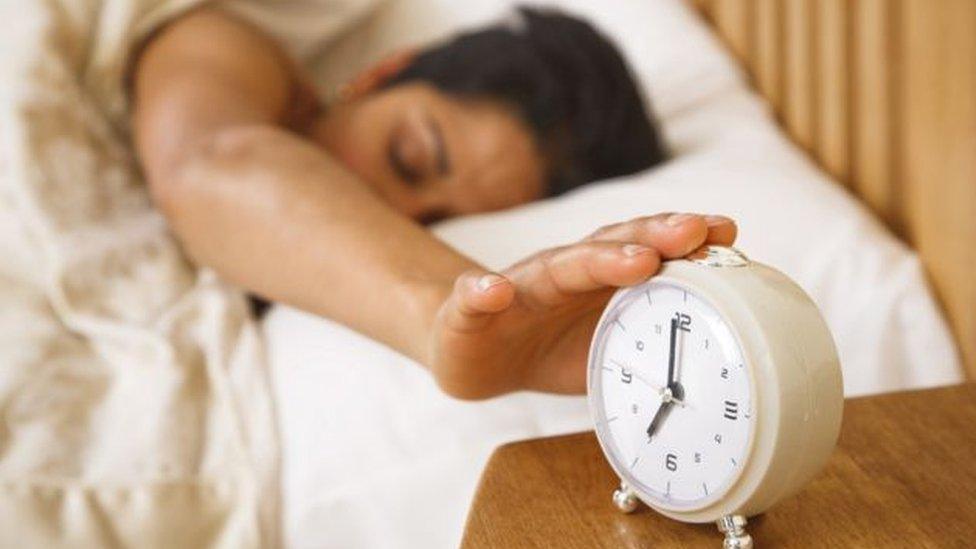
[646, 401, 672, 440]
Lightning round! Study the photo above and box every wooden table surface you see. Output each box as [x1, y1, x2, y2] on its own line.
[462, 384, 976, 548]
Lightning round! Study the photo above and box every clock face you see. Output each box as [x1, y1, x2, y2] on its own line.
[589, 280, 754, 511]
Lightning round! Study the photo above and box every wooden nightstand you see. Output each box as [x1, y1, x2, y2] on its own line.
[462, 384, 976, 547]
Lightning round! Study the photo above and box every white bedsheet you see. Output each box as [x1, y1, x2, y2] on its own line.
[262, 0, 964, 547]
[0, 1, 279, 545]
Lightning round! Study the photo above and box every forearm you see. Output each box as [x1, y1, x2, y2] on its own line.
[155, 124, 475, 362]
[131, 8, 476, 363]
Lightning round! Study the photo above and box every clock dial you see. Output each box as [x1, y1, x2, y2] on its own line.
[590, 281, 753, 510]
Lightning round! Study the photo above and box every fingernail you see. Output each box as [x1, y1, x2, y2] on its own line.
[665, 213, 697, 226]
[477, 273, 506, 292]
[622, 244, 652, 257]
[704, 214, 733, 227]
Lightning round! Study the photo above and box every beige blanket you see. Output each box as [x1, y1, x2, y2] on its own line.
[0, 1, 279, 545]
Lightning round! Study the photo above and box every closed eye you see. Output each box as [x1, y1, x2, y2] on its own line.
[388, 136, 421, 185]
[388, 114, 452, 186]
[428, 116, 450, 177]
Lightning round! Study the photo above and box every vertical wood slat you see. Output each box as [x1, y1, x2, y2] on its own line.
[711, 0, 752, 62]
[696, 0, 976, 377]
[850, 0, 898, 225]
[816, 0, 851, 184]
[901, 0, 976, 378]
[753, 0, 783, 112]
[783, 0, 817, 150]
[690, 0, 715, 15]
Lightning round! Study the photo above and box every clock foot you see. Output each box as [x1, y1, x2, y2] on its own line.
[611, 482, 639, 513]
[717, 514, 752, 549]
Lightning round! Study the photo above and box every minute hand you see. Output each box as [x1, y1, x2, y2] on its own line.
[666, 316, 678, 389]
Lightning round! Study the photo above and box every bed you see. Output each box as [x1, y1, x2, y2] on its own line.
[692, 0, 975, 379]
[261, 0, 973, 547]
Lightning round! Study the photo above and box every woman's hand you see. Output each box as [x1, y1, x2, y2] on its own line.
[427, 213, 737, 399]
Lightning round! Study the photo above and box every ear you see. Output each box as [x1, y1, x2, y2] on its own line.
[338, 48, 418, 101]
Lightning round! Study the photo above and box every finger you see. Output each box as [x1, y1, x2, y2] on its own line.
[586, 213, 710, 258]
[507, 241, 661, 308]
[704, 215, 738, 245]
[440, 270, 515, 333]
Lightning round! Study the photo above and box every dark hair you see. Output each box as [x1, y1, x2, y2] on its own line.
[385, 6, 667, 196]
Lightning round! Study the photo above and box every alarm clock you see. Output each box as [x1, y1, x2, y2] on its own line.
[586, 246, 843, 548]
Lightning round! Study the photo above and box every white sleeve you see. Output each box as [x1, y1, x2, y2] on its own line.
[218, 0, 386, 62]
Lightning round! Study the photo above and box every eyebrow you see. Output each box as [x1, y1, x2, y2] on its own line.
[429, 116, 451, 177]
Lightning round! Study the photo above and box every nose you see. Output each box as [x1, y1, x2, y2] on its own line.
[416, 209, 450, 225]
[408, 189, 451, 225]
[415, 188, 451, 225]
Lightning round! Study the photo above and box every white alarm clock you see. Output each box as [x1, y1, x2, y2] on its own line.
[587, 246, 843, 547]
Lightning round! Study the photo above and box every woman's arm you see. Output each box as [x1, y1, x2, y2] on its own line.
[133, 9, 475, 362]
[133, 8, 737, 398]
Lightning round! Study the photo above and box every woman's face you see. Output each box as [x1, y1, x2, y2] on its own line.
[312, 82, 547, 223]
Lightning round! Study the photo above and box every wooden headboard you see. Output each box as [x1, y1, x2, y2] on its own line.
[691, 0, 976, 378]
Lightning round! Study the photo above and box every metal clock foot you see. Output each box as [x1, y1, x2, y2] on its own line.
[716, 514, 753, 549]
[612, 482, 639, 513]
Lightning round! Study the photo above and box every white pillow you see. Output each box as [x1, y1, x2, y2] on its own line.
[313, 0, 745, 119]
[430, 87, 962, 395]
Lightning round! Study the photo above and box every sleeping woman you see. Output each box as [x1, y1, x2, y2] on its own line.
[132, 5, 738, 399]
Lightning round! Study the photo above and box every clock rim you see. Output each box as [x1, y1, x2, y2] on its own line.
[588, 255, 843, 524]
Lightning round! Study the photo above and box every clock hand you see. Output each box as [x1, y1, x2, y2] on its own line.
[666, 316, 678, 390]
[648, 318, 684, 440]
[627, 367, 660, 391]
[664, 388, 686, 408]
[646, 397, 672, 439]
[632, 371, 686, 407]
[669, 315, 687, 404]
[645, 383, 686, 438]
[608, 359, 687, 409]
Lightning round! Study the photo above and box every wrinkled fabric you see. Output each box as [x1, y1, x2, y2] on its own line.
[1, 0, 385, 543]
[0, 1, 279, 546]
